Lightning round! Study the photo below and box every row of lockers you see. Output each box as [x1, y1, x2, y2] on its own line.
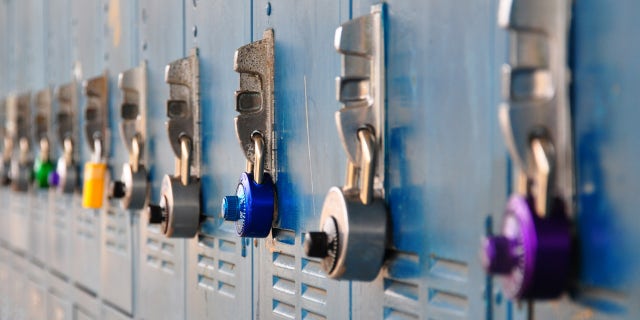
[1, 0, 640, 319]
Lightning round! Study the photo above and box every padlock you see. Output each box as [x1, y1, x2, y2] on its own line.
[33, 158, 54, 188]
[222, 134, 276, 237]
[82, 161, 107, 208]
[110, 163, 148, 210]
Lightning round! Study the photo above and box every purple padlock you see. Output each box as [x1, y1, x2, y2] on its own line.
[482, 195, 571, 299]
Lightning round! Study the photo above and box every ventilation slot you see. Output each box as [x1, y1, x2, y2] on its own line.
[383, 307, 419, 320]
[302, 309, 327, 320]
[383, 250, 421, 318]
[427, 288, 468, 315]
[426, 253, 469, 317]
[145, 233, 175, 274]
[196, 229, 238, 299]
[273, 299, 296, 319]
[104, 208, 128, 253]
[273, 276, 296, 295]
[429, 254, 468, 282]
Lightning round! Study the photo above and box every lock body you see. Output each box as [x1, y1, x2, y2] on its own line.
[82, 162, 107, 209]
[54, 158, 77, 193]
[313, 187, 387, 281]
[11, 161, 32, 192]
[222, 172, 275, 238]
[483, 195, 571, 299]
[158, 175, 200, 237]
[34, 158, 54, 188]
[116, 163, 148, 210]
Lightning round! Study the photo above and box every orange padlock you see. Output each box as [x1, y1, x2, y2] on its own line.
[82, 162, 107, 209]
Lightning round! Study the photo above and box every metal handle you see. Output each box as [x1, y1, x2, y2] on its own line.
[252, 133, 265, 184]
[179, 135, 192, 186]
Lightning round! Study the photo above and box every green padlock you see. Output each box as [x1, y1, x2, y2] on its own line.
[34, 158, 55, 188]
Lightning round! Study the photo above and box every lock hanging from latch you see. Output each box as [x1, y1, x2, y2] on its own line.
[481, 0, 574, 300]
[221, 29, 277, 238]
[50, 82, 79, 194]
[109, 61, 150, 210]
[1, 98, 12, 186]
[33, 88, 55, 189]
[304, 4, 389, 281]
[147, 48, 201, 238]
[9, 93, 34, 192]
[81, 72, 110, 209]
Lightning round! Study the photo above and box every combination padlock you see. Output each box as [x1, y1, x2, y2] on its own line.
[33, 158, 54, 188]
[11, 138, 34, 192]
[33, 138, 54, 188]
[148, 136, 201, 237]
[82, 161, 107, 209]
[110, 162, 148, 210]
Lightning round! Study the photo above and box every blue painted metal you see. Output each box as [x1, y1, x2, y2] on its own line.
[0, 0, 639, 319]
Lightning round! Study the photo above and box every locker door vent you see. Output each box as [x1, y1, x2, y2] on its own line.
[268, 238, 328, 320]
[75, 209, 97, 240]
[104, 207, 127, 253]
[195, 218, 239, 298]
[146, 225, 176, 273]
[426, 254, 469, 317]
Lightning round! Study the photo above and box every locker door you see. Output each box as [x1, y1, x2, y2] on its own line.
[100, 0, 138, 315]
[183, 1, 255, 319]
[247, 1, 352, 319]
[136, 1, 187, 319]
[71, 0, 105, 297]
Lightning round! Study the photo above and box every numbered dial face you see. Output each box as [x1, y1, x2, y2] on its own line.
[500, 195, 537, 299]
[233, 183, 247, 235]
[321, 217, 340, 274]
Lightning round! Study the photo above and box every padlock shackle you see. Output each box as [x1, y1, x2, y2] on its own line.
[528, 136, 556, 218]
[130, 135, 142, 173]
[179, 135, 192, 186]
[252, 133, 265, 184]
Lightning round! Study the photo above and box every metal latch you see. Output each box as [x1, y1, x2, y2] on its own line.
[482, 0, 573, 300]
[147, 48, 201, 238]
[81, 72, 110, 209]
[221, 29, 276, 238]
[304, 4, 388, 281]
[8, 93, 34, 192]
[52, 82, 79, 193]
[33, 88, 55, 188]
[109, 61, 150, 210]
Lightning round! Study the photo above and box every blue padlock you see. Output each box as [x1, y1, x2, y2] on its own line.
[222, 172, 275, 237]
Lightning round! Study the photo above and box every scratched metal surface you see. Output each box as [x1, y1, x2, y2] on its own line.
[0, 1, 640, 320]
